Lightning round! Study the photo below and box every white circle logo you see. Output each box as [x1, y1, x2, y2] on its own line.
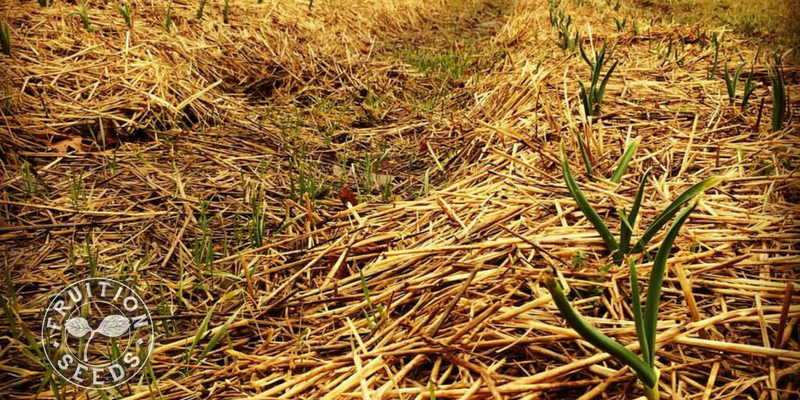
[41, 278, 154, 390]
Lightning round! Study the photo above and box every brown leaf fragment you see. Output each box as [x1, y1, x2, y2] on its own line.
[338, 187, 358, 207]
[50, 137, 86, 153]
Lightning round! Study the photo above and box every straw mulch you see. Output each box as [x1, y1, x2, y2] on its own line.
[0, 0, 798, 399]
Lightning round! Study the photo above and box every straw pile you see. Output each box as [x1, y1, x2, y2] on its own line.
[0, 0, 798, 398]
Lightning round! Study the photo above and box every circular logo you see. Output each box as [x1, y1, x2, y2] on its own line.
[41, 278, 154, 390]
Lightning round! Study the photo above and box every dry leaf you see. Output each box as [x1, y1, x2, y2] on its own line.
[418, 137, 429, 154]
[50, 137, 85, 153]
[372, 173, 393, 187]
[338, 187, 358, 207]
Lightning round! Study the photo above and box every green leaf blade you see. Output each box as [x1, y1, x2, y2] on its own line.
[643, 199, 698, 365]
[544, 271, 657, 388]
[629, 258, 650, 366]
[576, 132, 594, 181]
[562, 144, 619, 255]
[619, 168, 650, 257]
[631, 176, 721, 253]
[611, 137, 641, 184]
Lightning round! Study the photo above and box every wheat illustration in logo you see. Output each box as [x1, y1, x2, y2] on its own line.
[65, 315, 131, 362]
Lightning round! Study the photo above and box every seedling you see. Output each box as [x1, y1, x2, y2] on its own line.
[723, 59, 746, 105]
[0, 22, 10, 57]
[578, 41, 618, 118]
[561, 143, 720, 265]
[768, 54, 786, 132]
[110, 3, 132, 28]
[223, 0, 230, 24]
[545, 197, 699, 399]
[68, 1, 97, 32]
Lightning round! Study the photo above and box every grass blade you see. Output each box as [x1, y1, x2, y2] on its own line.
[197, 309, 239, 361]
[628, 258, 650, 366]
[561, 143, 619, 255]
[611, 137, 641, 183]
[631, 176, 721, 253]
[643, 199, 698, 366]
[544, 270, 657, 388]
[185, 289, 240, 364]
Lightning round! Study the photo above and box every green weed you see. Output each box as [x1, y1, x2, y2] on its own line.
[289, 155, 326, 201]
[402, 48, 471, 81]
[68, 171, 85, 208]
